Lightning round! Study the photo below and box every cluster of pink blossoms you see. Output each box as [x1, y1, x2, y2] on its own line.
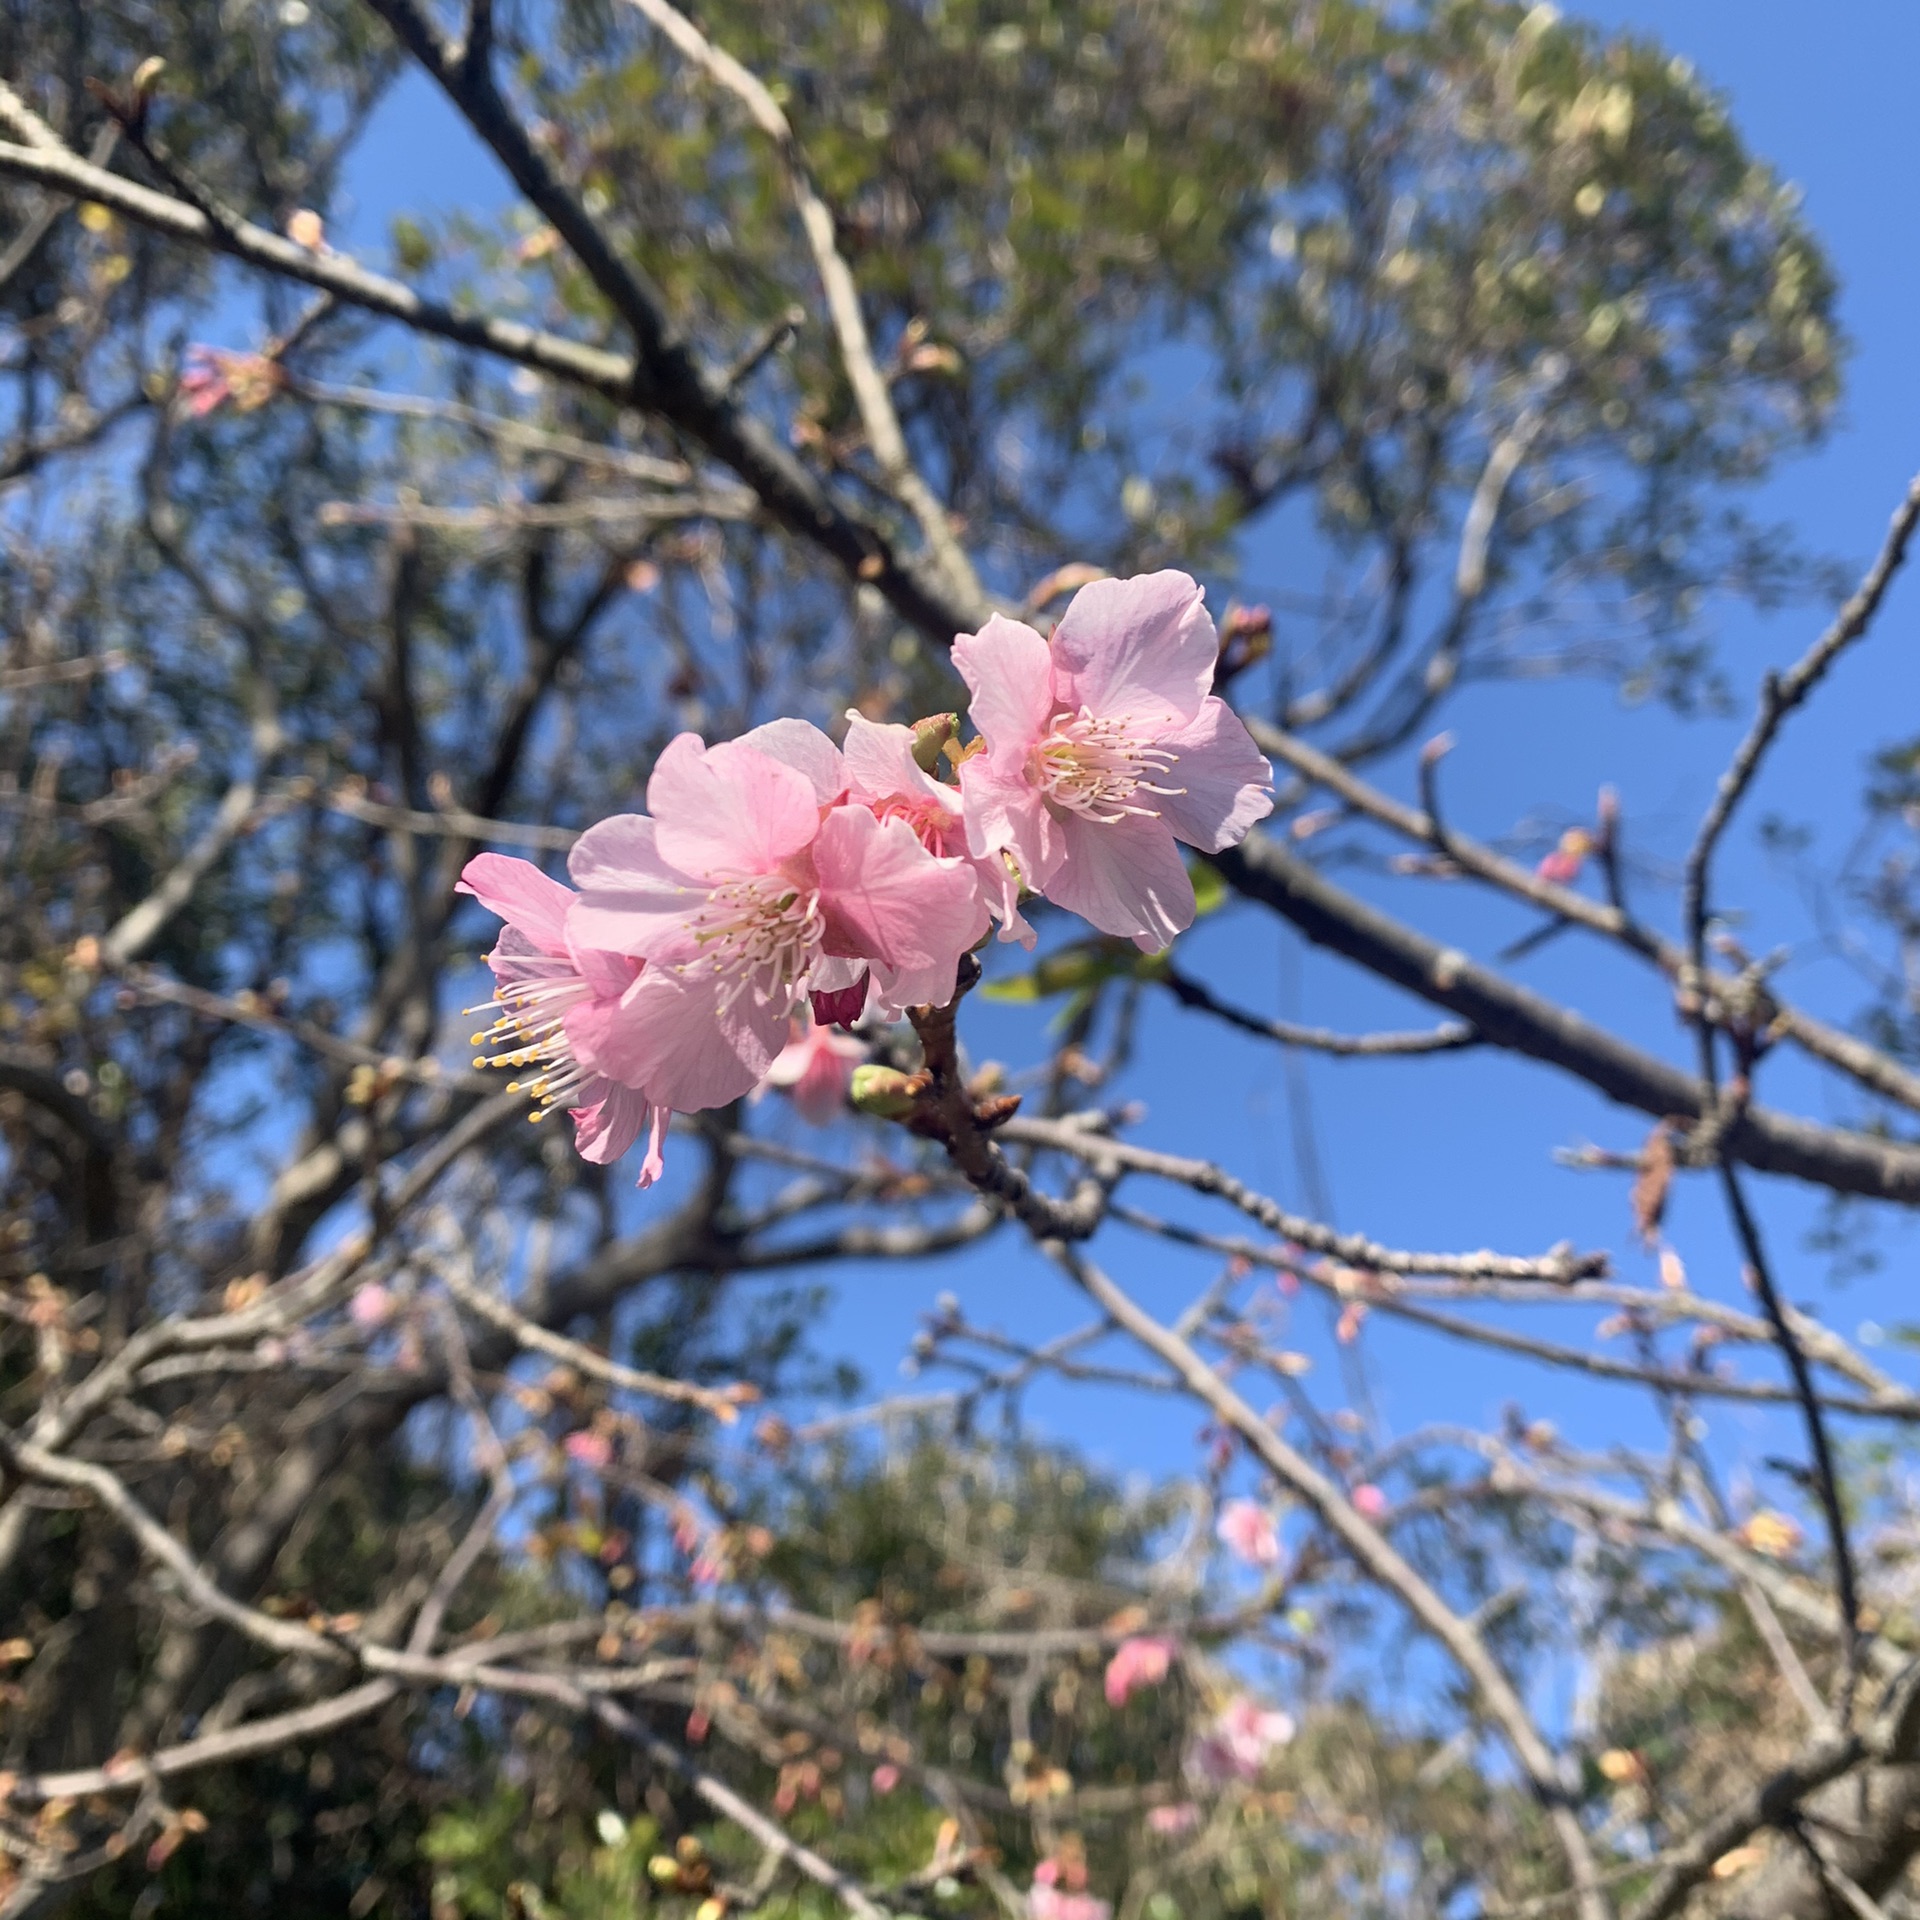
[461, 572, 1273, 1181]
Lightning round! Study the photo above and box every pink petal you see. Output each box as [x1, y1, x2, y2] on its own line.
[736, 717, 848, 805]
[1151, 696, 1275, 854]
[487, 925, 575, 987]
[566, 815, 702, 962]
[569, 942, 643, 1002]
[458, 853, 574, 955]
[646, 733, 821, 877]
[637, 1105, 669, 1187]
[814, 808, 988, 1011]
[841, 712, 951, 809]
[592, 968, 782, 1113]
[959, 755, 1063, 888]
[1050, 571, 1215, 731]
[570, 1081, 659, 1166]
[952, 615, 1055, 757]
[1043, 811, 1195, 952]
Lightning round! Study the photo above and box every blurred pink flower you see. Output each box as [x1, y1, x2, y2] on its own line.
[1030, 1861, 1111, 1920]
[1146, 1802, 1201, 1836]
[459, 853, 668, 1183]
[1351, 1482, 1389, 1520]
[953, 572, 1272, 951]
[179, 345, 284, 418]
[1104, 1634, 1177, 1708]
[348, 1281, 392, 1329]
[1186, 1697, 1295, 1786]
[757, 1016, 866, 1125]
[870, 1763, 901, 1795]
[564, 1430, 612, 1470]
[1216, 1497, 1281, 1568]
[1536, 828, 1594, 886]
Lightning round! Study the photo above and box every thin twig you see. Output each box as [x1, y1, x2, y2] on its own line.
[619, 0, 983, 611]
[1004, 1115, 1604, 1280]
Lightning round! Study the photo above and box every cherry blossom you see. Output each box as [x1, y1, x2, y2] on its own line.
[1351, 1482, 1389, 1520]
[565, 729, 982, 1109]
[1186, 1696, 1296, 1786]
[1103, 1634, 1177, 1707]
[1030, 1860, 1111, 1920]
[1146, 1802, 1201, 1836]
[348, 1282, 393, 1330]
[757, 1016, 867, 1125]
[953, 571, 1273, 950]
[1216, 1496, 1282, 1567]
[1536, 826, 1594, 885]
[458, 853, 668, 1182]
[840, 710, 1021, 947]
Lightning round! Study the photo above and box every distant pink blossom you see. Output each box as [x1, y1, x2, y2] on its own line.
[1030, 1860, 1111, 1920]
[953, 572, 1273, 951]
[870, 1763, 901, 1795]
[1186, 1697, 1295, 1786]
[1216, 1497, 1282, 1568]
[1536, 828, 1594, 886]
[1104, 1634, 1177, 1708]
[348, 1281, 392, 1329]
[757, 1016, 867, 1124]
[1146, 1802, 1201, 1836]
[459, 853, 668, 1183]
[179, 345, 283, 418]
[1351, 1483, 1389, 1520]
[564, 1430, 613, 1470]
[565, 726, 982, 1110]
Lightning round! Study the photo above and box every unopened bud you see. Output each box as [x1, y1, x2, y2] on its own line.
[849, 1065, 923, 1118]
[910, 712, 958, 774]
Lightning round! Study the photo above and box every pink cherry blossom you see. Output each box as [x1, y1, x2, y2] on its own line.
[348, 1281, 393, 1330]
[1104, 1634, 1177, 1708]
[1536, 828, 1594, 885]
[1351, 1482, 1389, 1520]
[565, 728, 983, 1110]
[953, 572, 1273, 951]
[840, 711, 1022, 947]
[1186, 1696, 1295, 1786]
[870, 1763, 901, 1795]
[1146, 1802, 1201, 1836]
[1029, 1861, 1111, 1920]
[757, 1016, 866, 1125]
[564, 1430, 613, 1470]
[459, 853, 668, 1182]
[1216, 1497, 1281, 1568]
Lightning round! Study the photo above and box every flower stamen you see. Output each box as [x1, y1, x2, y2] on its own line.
[682, 875, 826, 1013]
[467, 968, 593, 1122]
[1031, 708, 1186, 824]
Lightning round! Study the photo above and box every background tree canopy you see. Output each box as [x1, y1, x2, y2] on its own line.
[0, 1, 1916, 1917]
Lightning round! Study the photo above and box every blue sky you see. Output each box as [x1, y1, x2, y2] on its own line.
[329, 3, 1920, 1506]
